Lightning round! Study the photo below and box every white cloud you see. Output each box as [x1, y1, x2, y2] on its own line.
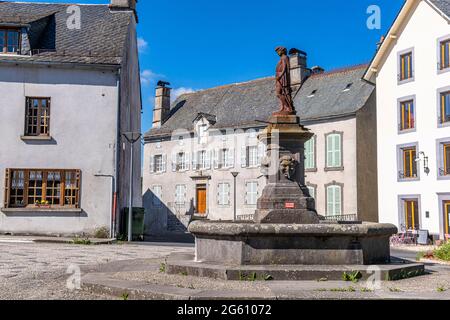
[171, 87, 196, 102]
[137, 37, 148, 52]
[140, 69, 160, 86]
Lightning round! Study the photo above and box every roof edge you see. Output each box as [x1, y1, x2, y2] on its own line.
[364, 0, 450, 82]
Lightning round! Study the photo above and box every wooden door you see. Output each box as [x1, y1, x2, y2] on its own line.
[404, 200, 419, 230]
[196, 186, 207, 215]
[444, 201, 450, 236]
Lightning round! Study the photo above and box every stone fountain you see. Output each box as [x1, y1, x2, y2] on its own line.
[166, 47, 424, 281]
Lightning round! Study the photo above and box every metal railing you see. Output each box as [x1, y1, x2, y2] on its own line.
[323, 214, 358, 222]
[235, 214, 254, 221]
[398, 170, 417, 179]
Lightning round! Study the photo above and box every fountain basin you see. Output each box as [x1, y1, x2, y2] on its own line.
[189, 220, 397, 265]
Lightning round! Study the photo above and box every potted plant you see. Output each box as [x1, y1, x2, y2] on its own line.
[35, 200, 50, 208]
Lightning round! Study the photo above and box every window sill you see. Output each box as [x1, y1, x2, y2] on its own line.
[397, 77, 414, 85]
[437, 67, 450, 75]
[324, 167, 344, 172]
[305, 168, 318, 173]
[20, 135, 53, 141]
[398, 128, 416, 135]
[438, 121, 450, 128]
[1, 207, 82, 213]
[398, 178, 420, 182]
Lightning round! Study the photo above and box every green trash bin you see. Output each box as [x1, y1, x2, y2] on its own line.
[122, 207, 145, 241]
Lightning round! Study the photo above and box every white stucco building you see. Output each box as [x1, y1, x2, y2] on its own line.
[0, 1, 142, 236]
[143, 49, 378, 236]
[364, 0, 450, 240]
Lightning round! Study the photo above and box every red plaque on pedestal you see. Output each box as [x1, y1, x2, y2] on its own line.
[285, 202, 295, 209]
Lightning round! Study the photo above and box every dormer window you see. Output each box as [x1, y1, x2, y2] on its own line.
[0, 28, 20, 54]
[343, 83, 353, 92]
[308, 90, 317, 98]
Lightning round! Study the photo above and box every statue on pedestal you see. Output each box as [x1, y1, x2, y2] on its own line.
[274, 46, 295, 116]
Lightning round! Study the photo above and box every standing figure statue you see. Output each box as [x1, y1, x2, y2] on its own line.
[274, 46, 295, 115]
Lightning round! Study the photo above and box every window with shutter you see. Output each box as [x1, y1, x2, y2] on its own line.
[307, 186, 315, 199]
[150, 156, 155, 173]
[245, 181, 258, 205]
[227, 148, 235, 168]
[326, 184, 342, 216]
[399, 51, 413, 81]
[326, 133, 342, 169]
[241, 146, 247, 168]
[175, 185, 186, 206]
[154, 155, 163, 173]
[248, 146, 258, 167]
[304, 137, 315, 169]
[218, 183, 230, 206]
[440, 39, 450, 70]
[152, 185, 162, 207]
[440, 91, 450, 124]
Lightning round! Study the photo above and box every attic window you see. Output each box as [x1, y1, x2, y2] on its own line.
[0, 28, 20, 54]
[308, 90, 317, 98]
[343, 83, 353, 92]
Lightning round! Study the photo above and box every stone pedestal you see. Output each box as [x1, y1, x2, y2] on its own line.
[254, 115, 320, 224]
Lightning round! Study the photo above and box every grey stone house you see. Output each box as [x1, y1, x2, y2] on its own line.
[143, 49, 378, 236]
[0, 0, 142, 236]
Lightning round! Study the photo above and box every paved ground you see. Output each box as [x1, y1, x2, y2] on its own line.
[0, 241, 449, 300]
[0, 241, 192, 300]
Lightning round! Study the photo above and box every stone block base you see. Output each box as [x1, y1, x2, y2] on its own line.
[166, 253, 425, 281]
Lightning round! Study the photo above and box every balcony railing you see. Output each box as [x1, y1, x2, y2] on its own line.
[439, 168, 449, 176]
[398, 170, 417, 179]
[235, 214, 254, 221]
[323, 214, 358, 222]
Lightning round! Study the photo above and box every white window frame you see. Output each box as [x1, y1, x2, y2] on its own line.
[153, 154, 166, 173]
[245, 181, 258, 206]
[247, 145, 259, 167]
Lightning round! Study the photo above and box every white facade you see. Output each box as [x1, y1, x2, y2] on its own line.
[368, 0, 450, 238]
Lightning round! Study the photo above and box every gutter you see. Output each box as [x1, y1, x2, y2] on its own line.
[363, 0, 416, 82]
[0, 59, 121, 71]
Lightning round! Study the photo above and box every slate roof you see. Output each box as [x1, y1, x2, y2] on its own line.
[430, 0, 450, 17]
[145, 64, 374, 138]
[0, 1, 133, 65]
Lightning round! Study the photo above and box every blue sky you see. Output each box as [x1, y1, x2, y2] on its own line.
[22, 0, 404, 134]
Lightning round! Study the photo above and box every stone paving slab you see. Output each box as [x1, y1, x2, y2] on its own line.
[81, 269, 450, 300]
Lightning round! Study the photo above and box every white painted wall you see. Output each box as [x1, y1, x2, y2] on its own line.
[375, 1, 450, 237]
[0, 65, 119, 236]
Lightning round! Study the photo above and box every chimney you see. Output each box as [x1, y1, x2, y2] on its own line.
[152, 81, 171, 128]
[311, 66, 325, 75]
[110, 0, 138, 21]
[289, 48, 310, 89]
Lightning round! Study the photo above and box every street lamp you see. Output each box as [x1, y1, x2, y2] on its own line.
[231, 172, 239, 221]
[122, 132, 142, 242]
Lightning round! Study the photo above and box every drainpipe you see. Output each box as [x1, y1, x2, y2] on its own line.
[114, 69, 122, 238]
